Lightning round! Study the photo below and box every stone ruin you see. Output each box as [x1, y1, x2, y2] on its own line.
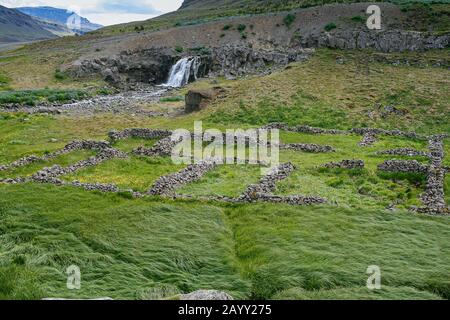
[378, 134, 449, 214]
[324, 159, 365, 169]
[148, 158, 218, 196]
[377, 148, 429, 157]
[108, 128, 172, 141]
[281, 143, 335, 153]
[237, 162, 327, 205]
[1, 124, 448, 214]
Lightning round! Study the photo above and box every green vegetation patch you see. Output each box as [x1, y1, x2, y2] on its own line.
[324, 23, 337, 31]
[0, 89, 89, 106]
[179, 164, 262, 197]
[62, 156, 186, 192]
[0, 184, 249, 299]
[0, 72, 12, 91]
[160, 96, 184, 103]
[227, 203, 450, 299]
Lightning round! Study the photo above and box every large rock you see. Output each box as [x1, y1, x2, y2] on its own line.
[180, 290, 233, 300]
[185, 87, 224, 113]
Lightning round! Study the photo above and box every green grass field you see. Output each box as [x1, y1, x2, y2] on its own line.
[0, 48, 448, 300]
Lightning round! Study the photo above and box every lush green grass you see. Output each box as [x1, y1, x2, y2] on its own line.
[159, 96, 184, 103]
[0, 184, 249, 299]
[207, 49, 450, 134]
[227, 203, 450, 299]
[63, 156, 186, 192]
[274, 286, 443, 300]
[0, 89, 89, 106]
[179, 164, 262, 197]
[0, 185, 448, 299]
[0, 47, 448, 300]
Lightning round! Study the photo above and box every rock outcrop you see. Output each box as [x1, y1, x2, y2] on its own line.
[211, 45, 313, 78]
[185, 87, 225, 113]
[299, 30, 450, 53]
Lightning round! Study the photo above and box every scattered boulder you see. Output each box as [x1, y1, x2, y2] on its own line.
[180, 290, 233, 300]
[185, 87, 224, 113]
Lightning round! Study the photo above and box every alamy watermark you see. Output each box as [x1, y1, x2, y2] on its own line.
[366, 265, 381, 290]
[66, 6, 82, 32]
[66, 265, 81, 290]
[366, 5, 382, 30]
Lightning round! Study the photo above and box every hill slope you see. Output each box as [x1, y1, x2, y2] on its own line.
[0, 5, 57, 44]
[16, 6, 103, 34]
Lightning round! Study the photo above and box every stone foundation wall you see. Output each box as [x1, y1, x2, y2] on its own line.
[325, 159, 365, 169]
[0, 140, 111, 172]
[377, 148, 429, 157]
[148, 159, 218, 196]
[378, 160, 429, 174]
[281, 143, 335, 153]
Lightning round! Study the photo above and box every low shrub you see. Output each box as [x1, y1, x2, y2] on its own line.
[0, 89, 89, 106]
[324, 23, 337, 31]
[283, 13, 296, 28]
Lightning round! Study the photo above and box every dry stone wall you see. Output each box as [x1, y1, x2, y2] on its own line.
[377, 148, 429, 157]
[148, 159, 218, 196]
[108, 128, 172, 141]
[1, 124, 447, 213]
[0, 140, 111, 172]
[325, 159, 365, 169]
[281, 143, 335, 153]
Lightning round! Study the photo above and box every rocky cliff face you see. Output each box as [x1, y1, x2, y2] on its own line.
[68, 45, 314, 87]
[298, 29, 450, 52]
[68, 27, 448, 87]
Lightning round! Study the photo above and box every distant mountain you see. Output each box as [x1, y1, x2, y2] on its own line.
[0, 5, 57, 44]
[16, 6, 103, 34]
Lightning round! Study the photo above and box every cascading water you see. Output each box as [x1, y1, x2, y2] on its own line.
[163, 56, 200, 87]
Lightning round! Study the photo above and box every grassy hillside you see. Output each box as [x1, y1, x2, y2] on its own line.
[96, 0, 450, 36]
[0, 5, 56, 44]
[0, 47, 448, 299]
[0, 0, 448, 301]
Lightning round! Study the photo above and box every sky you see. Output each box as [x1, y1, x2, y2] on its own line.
[0, 0, 184, 25]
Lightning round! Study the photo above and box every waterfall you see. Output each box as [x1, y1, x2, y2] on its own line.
[163, 57, 200, 87]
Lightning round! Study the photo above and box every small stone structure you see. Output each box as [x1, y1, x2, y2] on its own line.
[108, 128, 172, 141]
[281, 143, 335, 153]
[359, 132, 378, 147]
[377, 148, 429, 157]
[325, 159, 365, 169]
[31, 147, 127, 184]
[378, 134, 449, 214]
[378, 160, 429, 174]
[262, 123, 346, 135]
[133, 137, 178, 157]
[1, 124, 447, 213]
[0, 140, 111, 172]
[238, 162, 326, 205]
[148, 159, 218, 196]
